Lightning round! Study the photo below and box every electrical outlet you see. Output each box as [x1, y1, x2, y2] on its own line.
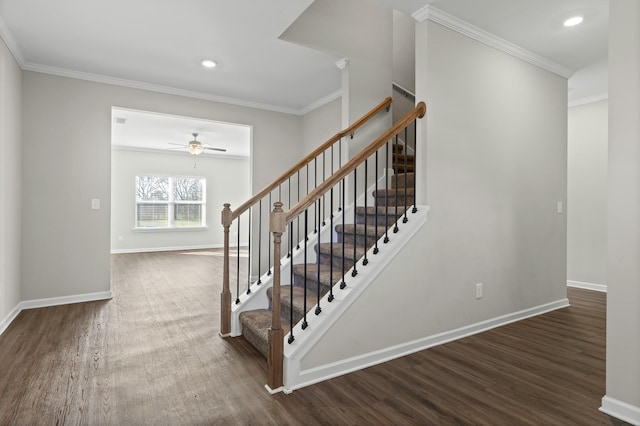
[476, 283, 483, 299]
[118, 236, 124, 241]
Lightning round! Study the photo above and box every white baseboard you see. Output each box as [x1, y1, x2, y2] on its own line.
[0, 303, 23, 336]
[286, 297, 570, 392]
[567, 280, 607, 292]
[601, 395, 640, 425]
[21, 291, 112, 310]
[0, 291, 112, 337]
[111, 244, 223, 254]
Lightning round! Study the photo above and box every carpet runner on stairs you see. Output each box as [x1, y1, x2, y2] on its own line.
[239, 152, 415, 358]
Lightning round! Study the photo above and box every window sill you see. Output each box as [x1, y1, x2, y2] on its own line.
[132, 226, 209, 232]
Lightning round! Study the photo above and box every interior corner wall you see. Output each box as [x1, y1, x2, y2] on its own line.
[280, 0, 393, 159]
[567, 100, 608, 287]
[110, 149, 250, 253]
[0, 36, 22, 327]
[301, 20, 568, 369]
[302, 97, 341, 155]
[393, 9, 415, 93]
[21, 71, 303, 301]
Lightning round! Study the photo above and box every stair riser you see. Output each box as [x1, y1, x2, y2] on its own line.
[374, 195, 415, 207]
[318, 252, 356, 271]
[391, 173, 415, 189]
[292, 274, 333, 294]
[393, 164, 415, 173]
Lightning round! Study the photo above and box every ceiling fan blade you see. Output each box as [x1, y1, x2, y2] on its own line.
[167, 146, 186, 150]
[203, 146, 227, 152]
[168, 142, 187, 147]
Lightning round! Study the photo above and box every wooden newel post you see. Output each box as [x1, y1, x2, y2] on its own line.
[220, 203, 232, 336]
[267, 201, 285, 390]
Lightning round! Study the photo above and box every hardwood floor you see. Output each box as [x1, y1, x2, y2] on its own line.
[0, 250, 626, 425]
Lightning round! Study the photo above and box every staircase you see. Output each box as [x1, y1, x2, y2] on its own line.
[238, 147, 415, 359]
[220, 99, 426, 391]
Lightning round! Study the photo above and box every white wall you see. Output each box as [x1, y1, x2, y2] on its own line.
[0, 37, 22, 330]
[110, 149, 250, 252]
[567, 100, 608, 287]
[302, 97, 341, 156]
[302, 20, 568, 368]
[393, 9, 415, 93]
[21, 71, 303, 301]
[603, 0, 640, 419]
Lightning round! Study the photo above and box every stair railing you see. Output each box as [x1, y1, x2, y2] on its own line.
[220, 97, 392, 336]
[268, 101, 427, 389]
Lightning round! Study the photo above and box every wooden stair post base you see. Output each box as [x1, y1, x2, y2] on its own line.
[267, 327, 285, 390]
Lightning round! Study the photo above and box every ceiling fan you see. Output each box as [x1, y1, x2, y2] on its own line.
[168, 133, 226, 155]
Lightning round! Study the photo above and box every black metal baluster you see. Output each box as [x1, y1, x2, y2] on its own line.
[352, 169, 358, 277]
[340, 179, 346, 289]
[296, 170, 301, 250]
[338, 138, 343, 212]
[394, 135, 400, 234]
[328, 187, 335, 302]
[322, 151, 326, 226]
[288, 178, 292, 257]
[236, 217, 241, 304]
[246, 208, 251, 295]
[314, 158, 318, 234]
[374, 150, 379, 255]
[302, 210, 309, 330]
[288, 222, 295, 344]
[315, 197, 322, 315]
[257, 200, 262, 284]
[412, 119, 418, 214]
[268, 192, 272, 275]
[384, 141, 390, 244]
[403, 126, 409, 224]
[362, 159, 369, 266]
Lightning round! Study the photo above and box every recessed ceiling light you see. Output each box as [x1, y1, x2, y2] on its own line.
[564, 16, 584, 27]
[201, 59, 217, 69]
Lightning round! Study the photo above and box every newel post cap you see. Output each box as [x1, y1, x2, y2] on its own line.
[270, 201, 285, 234]
[221, 203, 232, 226]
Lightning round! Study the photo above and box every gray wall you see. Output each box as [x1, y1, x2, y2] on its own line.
[110, 148, 250, 252]
[0, 37, 22, 328]
[567, 100, 608, 287]
[302, 19, 568, 368]
[21, 71, 303, 301]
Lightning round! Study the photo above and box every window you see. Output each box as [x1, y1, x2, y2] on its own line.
[135, 176, 206, 228]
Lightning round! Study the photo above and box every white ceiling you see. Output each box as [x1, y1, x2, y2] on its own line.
[0, 0, 609, 148]
[111, 108, 251, 158]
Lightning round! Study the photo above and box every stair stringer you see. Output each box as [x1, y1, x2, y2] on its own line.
[281, 205, 430, 392]
[229, 171, 392, 336]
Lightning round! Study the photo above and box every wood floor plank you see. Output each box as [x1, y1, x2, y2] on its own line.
[0, 250, 628, 425]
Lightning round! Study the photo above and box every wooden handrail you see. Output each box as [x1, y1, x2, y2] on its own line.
[229, 96, 392, 221]
[285, 102, 426, 223]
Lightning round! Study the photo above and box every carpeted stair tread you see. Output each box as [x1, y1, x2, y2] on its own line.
[292, 263, 344, 290]
[316, 242, 368, 270]
[336, 224, 390, 247]
[239, 309, 290, 359]
[335, 223, 388, 236]
[267, 285, 319, 325]
[392, 163, 415, 173]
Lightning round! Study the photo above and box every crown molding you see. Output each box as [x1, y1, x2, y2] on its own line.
[0, 15, 25, 66]
[23, 62, 313, 115]
[419, 6, 575, 79]
[568, 92, 608, 108]
[298, 89, 342, 115]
